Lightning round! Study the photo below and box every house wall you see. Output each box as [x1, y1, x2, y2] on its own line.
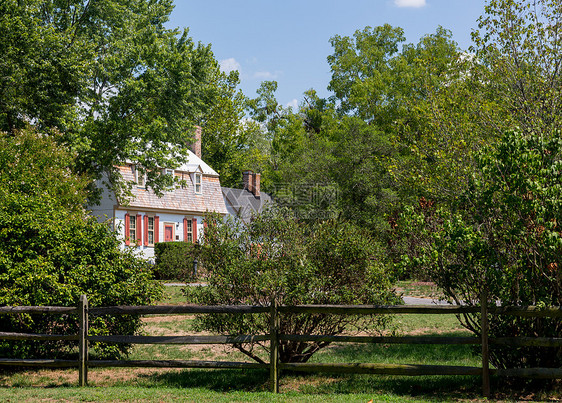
[88, 174, 117, 227]
[115, 209, 204, 261]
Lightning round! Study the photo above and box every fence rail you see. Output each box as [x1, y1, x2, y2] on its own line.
[0, 294, 561, 396]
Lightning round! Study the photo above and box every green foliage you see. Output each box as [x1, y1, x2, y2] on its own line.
[399, 130, 562, 370]
[0, 0, 222, 197]
[153, 241, 198, 280]
[0, 129, 162, 359]
[471, 0, 562, 136]
[186, 208, 399, 364]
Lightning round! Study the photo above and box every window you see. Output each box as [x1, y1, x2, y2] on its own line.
[129, 214, 136, 242]
[163, 168, 174, 176]
[194, 172, 202, 194]
[134, 165, 146, 187]
[186, 219, 192, 242]
[184, 217, 197, 243]
[147, 216, 155, 245]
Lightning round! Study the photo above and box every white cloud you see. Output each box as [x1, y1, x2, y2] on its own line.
[394, 0, 426, 8]
[285, 99, 298, 110]
[253, 71, 276, 79]
[219, 58, 241, 74]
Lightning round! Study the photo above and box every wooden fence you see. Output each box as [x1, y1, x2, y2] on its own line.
[0, 293, 561, 397]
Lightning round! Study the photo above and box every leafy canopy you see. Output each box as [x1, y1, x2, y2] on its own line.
[0, 0, 220, 196]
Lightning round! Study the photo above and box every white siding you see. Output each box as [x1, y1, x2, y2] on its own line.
[88, 175, 117, 226]
[115, 209, 204, 261]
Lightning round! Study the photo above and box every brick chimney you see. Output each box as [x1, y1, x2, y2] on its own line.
[252, 172, 261, 198]
[242, 170, 261, 198]
[191, 126, 202, 159]
[243, 170, 254, 194]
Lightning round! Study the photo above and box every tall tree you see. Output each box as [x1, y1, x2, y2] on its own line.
[0, 0, 219, 196]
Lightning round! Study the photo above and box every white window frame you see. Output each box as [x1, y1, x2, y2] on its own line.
[129, 214, 137, 242]
[186, 218, 193, 242]
[134, 165, 146, 187]
[147, 216, 155, 246]
[194, 172, 202, 194]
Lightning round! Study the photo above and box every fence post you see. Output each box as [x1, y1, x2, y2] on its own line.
[481, 287, 490, 398]
[78, 294, 89, 387]
[269, 298, 280, 393]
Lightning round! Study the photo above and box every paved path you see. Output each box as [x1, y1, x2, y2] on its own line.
[402, 296, 449, 305]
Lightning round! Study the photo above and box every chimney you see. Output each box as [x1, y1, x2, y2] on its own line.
[242, 170, 261, 198]
[252, 173, 261, 198]
[191, 126, 202, 159]
[243, 170, 254, 194]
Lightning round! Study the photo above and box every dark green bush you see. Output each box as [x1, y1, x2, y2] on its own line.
[154, 241, 198, 280]
[0, 129, 162, 360]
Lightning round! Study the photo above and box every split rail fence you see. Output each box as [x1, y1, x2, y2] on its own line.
[0, 293, 561, 397]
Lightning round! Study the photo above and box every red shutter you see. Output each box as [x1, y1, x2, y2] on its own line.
[124, 213, 130, 246]
[136, 214, 142, 246]
[192, 218, 197, 243]
[154, 216, 159, 243]
[183, 218, 188, 242]
[144, 215, 148, 246]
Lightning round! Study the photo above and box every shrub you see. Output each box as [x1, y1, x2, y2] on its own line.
[400, 130, 562, 370]
[0, 129, 162, 359]
[185, 208, 399, 364]
[154, 241, 199, 280]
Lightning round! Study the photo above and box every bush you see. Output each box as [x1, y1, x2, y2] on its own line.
[186, 208, 399, 364]
[0, 129, 162, 360]
[154, 241, 199, 280]
[400, 130, 562, 370]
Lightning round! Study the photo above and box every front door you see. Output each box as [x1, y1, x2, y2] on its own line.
[164, 224, 174, 242]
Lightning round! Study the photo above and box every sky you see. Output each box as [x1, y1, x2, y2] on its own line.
[167, 0, 487, 110]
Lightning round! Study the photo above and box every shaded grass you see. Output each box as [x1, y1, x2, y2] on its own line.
[157, 285, 187, 305]
[0, 385, 441, 402]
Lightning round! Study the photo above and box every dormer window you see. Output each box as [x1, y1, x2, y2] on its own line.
[134, 165, 146, 187]
[194, 172, 202, 194]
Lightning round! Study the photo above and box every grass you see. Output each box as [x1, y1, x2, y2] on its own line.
[0, 284, 560, 402]
[394, 280, 445, 300]
[156, 284, 187, 305]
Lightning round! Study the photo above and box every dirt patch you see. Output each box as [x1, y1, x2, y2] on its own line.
[142, 314, 195, 323]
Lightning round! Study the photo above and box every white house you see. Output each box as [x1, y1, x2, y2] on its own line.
[89, 128, 227, 259]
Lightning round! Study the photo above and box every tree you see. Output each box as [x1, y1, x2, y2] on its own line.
[185, 209, 399, 364]
[400, 130, 562, 370]
[199, 70, 247, 187]
[325, 25, 465, 222]
[395, 0, 562, 205]
[0, 129, 162, 359]
[471, 0, 562, 136]
[0, 0, 219, 197]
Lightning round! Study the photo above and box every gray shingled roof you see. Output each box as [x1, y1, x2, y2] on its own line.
[222, 187, 272, 224]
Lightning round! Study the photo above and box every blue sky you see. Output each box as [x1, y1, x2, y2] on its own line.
[167, 0, 487, 109]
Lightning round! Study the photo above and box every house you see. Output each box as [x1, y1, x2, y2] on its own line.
[222, 170, 272, 225]
[89, 127, 227, 260]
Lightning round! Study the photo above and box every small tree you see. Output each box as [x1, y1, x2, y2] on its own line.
[0, 129, 162, 359]
[185, 208, 399, 363]
[400, 130, 562, 370]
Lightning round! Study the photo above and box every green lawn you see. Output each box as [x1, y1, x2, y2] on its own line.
[0, 284, 559, 402]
